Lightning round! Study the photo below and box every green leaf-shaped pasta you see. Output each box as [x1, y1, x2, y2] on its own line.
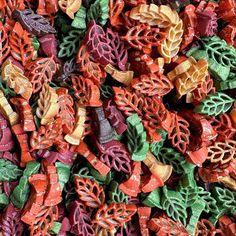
[55, 162, 71, 190]
[71, 6, 87, 30]
[194, 92, 234, 116]
[126, 114, 149, 161]
[161, 186, 187, 225]
[158, 147, 194, 174]
[58, 30, 84, 58]
[0, 159, 22, 181]
[87, 0, 109, 26]
[108, 181, 128, 204]
[150, 129, 167, 157]
[142, 188, 162, 208]
[100, 84, 113, 99]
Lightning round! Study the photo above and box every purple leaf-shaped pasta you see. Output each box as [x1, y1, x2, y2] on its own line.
[95, 140, 132, 174]
[69, 201, 95, 236]
[0, 203, 24, 236]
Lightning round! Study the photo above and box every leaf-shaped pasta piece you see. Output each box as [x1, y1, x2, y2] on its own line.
[194, 92, 235, 116]
[72, 75, 102, 107]
[69, 200, 95, 236]
[36, 83, 59, 125]
[126, 114, 149, 161]
[29, 205, 58, 236]
[108, 181, 128, 204]
[9, 22, 34, 66]
[207, 140, 236, 164]
[58, 30, 83, 58]
[122, 24, 165, 54]
[58, 0, 81, 19]
[158, 19, 183, 63]
[87, 0, 109, 26]
[56, 87, 75, 134]
[30, 118, 63, 151]
[168, 113, 190, 154]
[0, 0, 25, 19]
[1, 59, 33, 100]
[76, 44, 105, 85]
[158, 147, 194, 174]
[71, 6, 87, 29]
[148, 216, 189, 236]
[113, 87, 143, 117]
[0, 203, 24, 236]
[92, 203, 137, 230]
[25, 57, 57, 93]
[196, 219, 219, 236]
[161, 186, 187, 225]
[74, 176, 105, 208]
[130, 4, 179, 27]
[131, 73, 173, 97]
[13, 9, 56, 36]
[0, 21, 10, 65]
[0, 159, 22, 181]
[109, 0, 125, 28]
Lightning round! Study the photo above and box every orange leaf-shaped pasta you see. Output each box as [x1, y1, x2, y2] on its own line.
[36, 83, 59, 125]
[56, 87, 75, 134]
[122, 24, 165, 54]
[113, 87, 143, 116]
[76, 44, 105, 85]
[130, 4, 179, 28]
[58, 0, 81, 19]
[0, 0, 24, 19]
[9, 22, 34, 66]
[158, 18, 183, 63]
[109, 0, 125, 28]
[92, 203, 137, 230]
[168, 113, 190, 154]
[64, 106, 86, 145]
[1, 59, 33, 100]
[72, 75, 102, 107]
[0, 90, 19, 126]
[26, 57, 57, 93]
[30, 118, 63, 151]
[131, 73, 173, 97]
[207, 140, 236, 164]
[0, 21, 10, 65]
[74, 176, 105, 208]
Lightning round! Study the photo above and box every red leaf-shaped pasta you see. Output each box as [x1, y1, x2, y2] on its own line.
[92, 203, 137, 230]
[25, 56, 56, 93]
[113, 87, 143, 116]
[56, 87, 75, 134]
[9, 22, 34, 66]
[168, 113, 190, 154]
[131, 73, 174, 97]
[0, 21, 10, 65]
[0, 0, 25, 19]
[74, 176, 105, 208]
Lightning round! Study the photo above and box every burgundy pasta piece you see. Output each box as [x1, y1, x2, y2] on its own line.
[38, 34, 58, 58]
[3, 181, 18, 197]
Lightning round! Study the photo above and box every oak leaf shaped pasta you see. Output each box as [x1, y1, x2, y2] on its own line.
[76, 44, 105, 85]
[9, 22, 34, 66]
[131, 73, 173, 97]
[72, 75, 102, 107]
[1, 59, 33, 100]
[122, 24, 166, 54]
[12, 9, 56, 36]
[0, 21, 10, 65]
[148, 216, 189, 236]
[113, 87, 143, 117]
[36, 83, 59, 125]
[74, 176, 105, 208]
[207, 140, 236, 164]
[25, 57, 57, 93]
[130, 4, 179, 28]
[168, 113, 190, 154]
[56, 87, 75, 134]
[158, 19, 183, 63]
[92, 203, 137, 230]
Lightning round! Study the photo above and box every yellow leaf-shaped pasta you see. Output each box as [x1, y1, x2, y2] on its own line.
[0, 90, 19, 126]
[158, 19, 183, 63]
[130, 4, 178, 28]
[36, 84, 59, 125]
[1, 60, 33, 100]
[59, 0, 82, 19]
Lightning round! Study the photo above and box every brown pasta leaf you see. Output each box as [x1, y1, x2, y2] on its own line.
[74, 176, 105, 208]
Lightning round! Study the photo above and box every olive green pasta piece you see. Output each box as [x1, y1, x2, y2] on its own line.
[0, 159, 22, 181]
